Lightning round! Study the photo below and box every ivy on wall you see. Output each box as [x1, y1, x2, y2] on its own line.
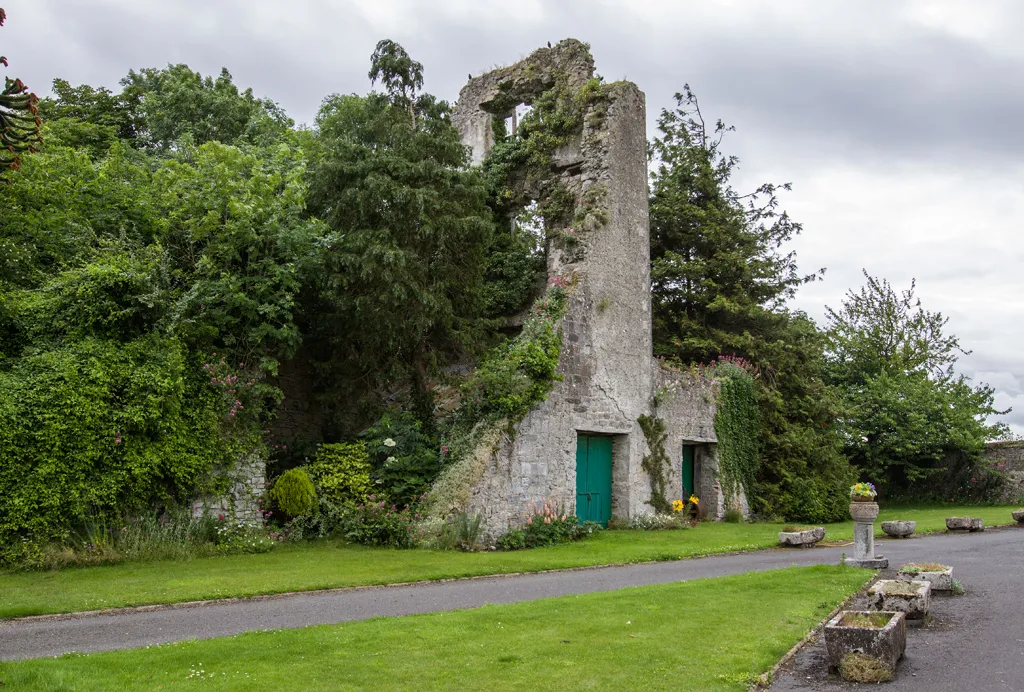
[638, 414, 673, 514]
[711, 360, 760, 505]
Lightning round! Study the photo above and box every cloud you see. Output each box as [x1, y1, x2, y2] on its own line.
[4, 0, 1023, 432]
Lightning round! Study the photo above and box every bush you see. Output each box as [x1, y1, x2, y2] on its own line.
[519, 500, 590, 547]
[0, 337, 245, 565]
[308, 442, 373, 503]
[497, 529, 527, 551]
[435, 513, 484, 551]
[363, 411, 441, 505]
[339, 495, 423, 548]
[269, 468, 317, 518]
[290, 495, 352, 539]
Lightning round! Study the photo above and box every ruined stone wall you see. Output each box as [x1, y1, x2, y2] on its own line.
[448, 40, 723, 535]
[651, 367, 749, 521]
[983, 441, 1024, 503]
[191, 451, 266, 522]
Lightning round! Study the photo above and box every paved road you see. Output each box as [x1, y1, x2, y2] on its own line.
[1, 528, 1020, 664]
[770, 527, 1024, 692]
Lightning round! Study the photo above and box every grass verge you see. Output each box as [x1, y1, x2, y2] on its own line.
[0, 565, 872, 691]
[0, 504, 1015, 619]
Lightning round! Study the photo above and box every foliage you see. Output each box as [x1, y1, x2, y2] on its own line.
[824, 271, 1008, 494]
[362, 411, 441, 504]
[269, 468, 317, 518]
[638, 415, 673, 514]
[339, 495, 422, 548]
[119, 64, 292, 150]
[453, 283, 567, 430]
[0, 337, 245, 564]
[649, 85, 819, 365]
[708, 358, 761, 504]
[305, 44, 493, 411]
[307, 442, 373, 503]
[433, 512, 485, 551]
[648, 86, 849, 523]
[0, 7, 42, 173]
[840, 652, 893, 684]
[516, 500, 588, 547]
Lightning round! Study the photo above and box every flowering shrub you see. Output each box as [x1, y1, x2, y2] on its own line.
[339, 494, 426, 548]
[625, 513, 688, 530]
[495, 499, 595, 549]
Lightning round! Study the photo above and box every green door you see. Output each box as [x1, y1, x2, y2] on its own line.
[681, 444, 696, 499]
[575, 435, 613, 526]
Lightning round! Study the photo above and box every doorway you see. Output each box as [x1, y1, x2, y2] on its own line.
[575, 434, 613, 526]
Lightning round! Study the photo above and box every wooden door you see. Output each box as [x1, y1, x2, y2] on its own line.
[681, 444, 696, 499]
[575, 435, 613, 526]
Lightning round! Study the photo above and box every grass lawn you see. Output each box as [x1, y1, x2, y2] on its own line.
[0, 565, 872, 691]
[0, 504, 1016, 619]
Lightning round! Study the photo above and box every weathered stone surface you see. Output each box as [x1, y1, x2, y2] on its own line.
[192, 451, 266, 522]
[946, 516, 983, 531]
[881, 520, 917, 538]
[444, 41, 728, 537]
[982, 441, 1024, 504]
[849, 501, 880, 522]
[867, 580, 931, 621]
[897, 564, 953, 592]
[778, 527, 825, 547]
[1013, 509, 1024, 523]
[824, 611, 906, 679]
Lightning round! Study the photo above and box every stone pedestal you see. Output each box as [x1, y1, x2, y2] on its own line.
[847, 501, 888, 568]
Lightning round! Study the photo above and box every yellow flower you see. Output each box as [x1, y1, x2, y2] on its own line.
[672, 499, 684, 512]
[689, 494, 700, 505]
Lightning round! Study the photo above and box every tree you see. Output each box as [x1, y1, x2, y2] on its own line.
[649, 86, 851, 522]
[0, 7, 42, 172]
[305, 41, 492, 417]
[649, 85, 820, 363]
[825, 271, 1008, 493]
[119, 64, 292, 150]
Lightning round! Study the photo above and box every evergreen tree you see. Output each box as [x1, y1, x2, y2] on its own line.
[649, 86, 852, 522]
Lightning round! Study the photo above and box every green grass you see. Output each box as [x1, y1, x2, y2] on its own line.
[0, 504, 1016, 619]
[0, 566, 872, 691]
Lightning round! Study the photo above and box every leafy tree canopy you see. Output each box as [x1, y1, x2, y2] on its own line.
[0, 7, 42, 172]
[824, 271, 1008, 491]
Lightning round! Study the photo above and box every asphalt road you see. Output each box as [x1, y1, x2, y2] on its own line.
[1, 528, 1020, 667]
[770, 527, 1024, 692]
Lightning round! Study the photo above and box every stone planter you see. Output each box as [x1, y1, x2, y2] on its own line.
[779, 527, 825, 547]
[849, 501, 880, 522]
[881, 520, 916, 538]
[824, 611, 906, 682]
[897, 563, 953, 592]
[867, 579, 931, 622]
[946, 516, 983, 532]
[1012, 509, 1024, 524]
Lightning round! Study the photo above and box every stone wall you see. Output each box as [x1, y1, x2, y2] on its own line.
[982, 441, 1024, 503]
[448, 40, 726, 537]
[191, 451, 266, 522]
[652, 367, 749, 521]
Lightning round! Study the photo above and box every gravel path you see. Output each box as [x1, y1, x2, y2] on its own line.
[1, 528, 1020, 664]
[770, 526, 1024, 691]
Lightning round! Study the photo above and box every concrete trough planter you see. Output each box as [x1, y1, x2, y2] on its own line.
[824, 610, 907, 682]
[946, 516, 984, 532]
[1013, 509, 1024, 524]
[897, 563, 953, 592]
[778, 527, 825, 548]
[881, 520, 916, 538]
[867, 579, 931, 622]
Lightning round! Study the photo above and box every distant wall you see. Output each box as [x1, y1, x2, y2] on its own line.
[983, 441, 1024, 503]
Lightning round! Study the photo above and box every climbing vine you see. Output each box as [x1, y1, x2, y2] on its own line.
[638, 414, 673, 514]
[709, 359, 760, 504]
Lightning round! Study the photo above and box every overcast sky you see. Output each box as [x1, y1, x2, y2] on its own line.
[5, 0, 1023, 433]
